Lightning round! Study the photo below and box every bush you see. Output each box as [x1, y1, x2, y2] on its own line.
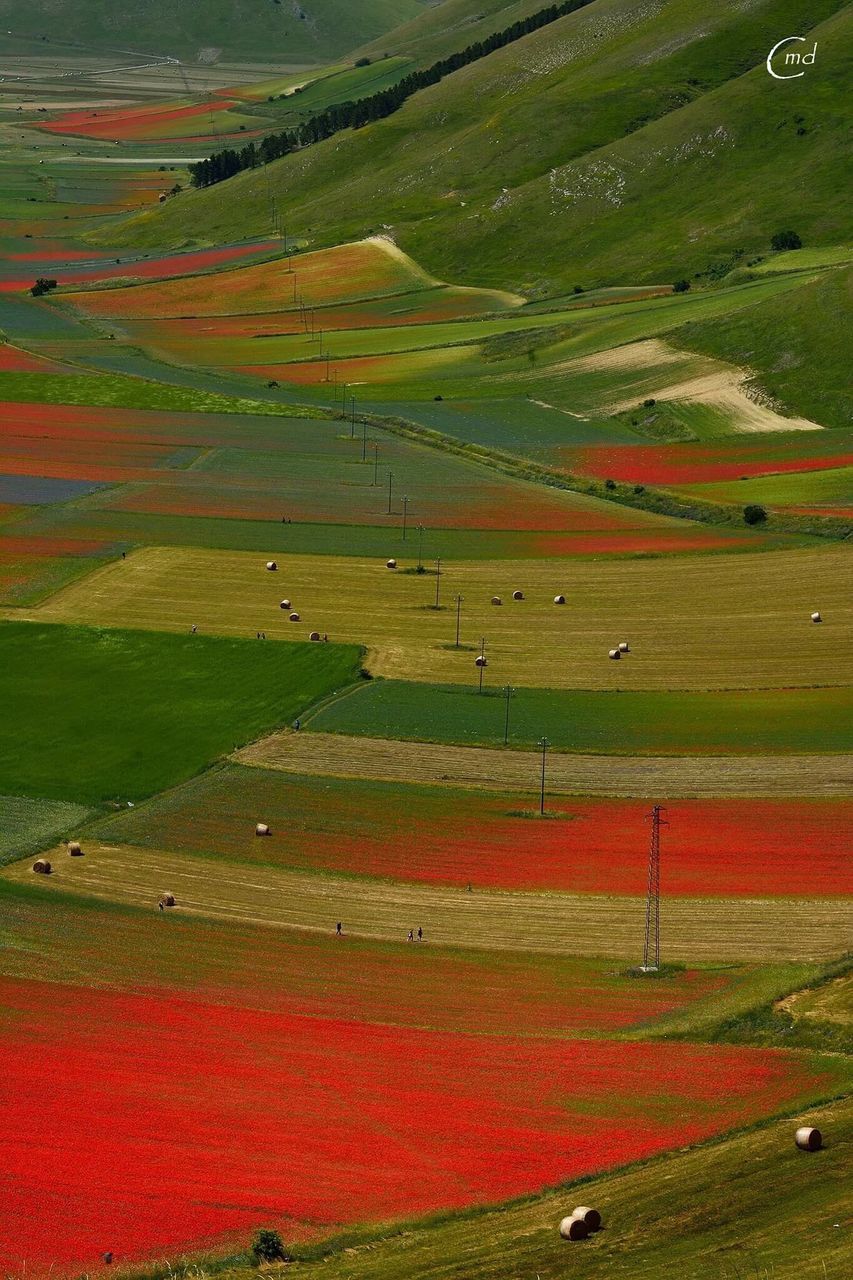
[354, 57, 372, 67]
[771, 229, 802, 251]
[30, 277, 58, 297]
[604, 478, 617, 491]
[642, 398, 656, 408]
[672, 279, 690, 293]
[251, 1229, 290, 1264]
[743, 504, 768, 525]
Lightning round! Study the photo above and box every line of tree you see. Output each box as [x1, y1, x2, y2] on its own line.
[189, 0, 596, 189]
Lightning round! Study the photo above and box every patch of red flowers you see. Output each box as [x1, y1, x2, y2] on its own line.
[532, 530, 749, 555]
[563, 443, 853, 487]
[0, 344, 65, 373]
[0, 975, 833, 1277]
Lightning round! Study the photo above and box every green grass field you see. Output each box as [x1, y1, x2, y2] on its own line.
[0, 795, 94, 868]
[0, 620, 360, 804]
[307, 680, 853, 755]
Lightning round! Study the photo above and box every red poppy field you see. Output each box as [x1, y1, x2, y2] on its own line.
[0, 241, 281, 294]
[0, 344, 67, 373]
[106, 769, 853, 898]
[36, 98, 257, 143]
[0, 972, 836, 1277]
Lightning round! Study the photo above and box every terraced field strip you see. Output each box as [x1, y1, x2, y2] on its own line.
[29, 544, 852, 691]
[11, 844, 851, 962]
[235, 732, 853, 798]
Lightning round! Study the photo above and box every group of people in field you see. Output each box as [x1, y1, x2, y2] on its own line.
[336, 922, 424, 942]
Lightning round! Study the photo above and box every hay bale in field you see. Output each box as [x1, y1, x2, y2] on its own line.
[554, 594, 566, 605]
[160, 892, 175, 907]
[559, 1216, 588, 1241]
[289, 611, 301, 622]
[811, 611, 822, 623]
[279, 599, 292, 610]
[255, 823, 271, 837]
[618, 642, 630, 653]
[266, 561, 277, 571]
[309, 631, 321, 641]
[386, 558, 397, 569]
[475, 655, 488, 668]
[32, 858, 51, 875]
[103, 1253, 113, 1265]
[491, 596, 502, 606]
[795, 1126, 822, 1151]
[512, 590, 524, 601]
[67, 840, 84, 856]
[608, 648, 621, 659]
[572, 1207, 602, 1232]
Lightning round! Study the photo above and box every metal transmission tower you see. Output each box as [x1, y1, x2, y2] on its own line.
[641, 805, 668, 971]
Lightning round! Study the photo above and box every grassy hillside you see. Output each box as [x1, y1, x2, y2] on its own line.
[0, 0, 428, 63]
[674, 264, 853, 431]
[110, 0, 852, 294]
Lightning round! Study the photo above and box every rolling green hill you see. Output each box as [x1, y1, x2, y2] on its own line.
[0, 0, 430, 63]
[109, 0, 852, 295]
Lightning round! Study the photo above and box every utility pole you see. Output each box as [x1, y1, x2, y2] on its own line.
[454, 594, 463, 647]
[416, 524, 425, 571]
[387, 471, 393, 515]
[642, 805, 667, 972]
[502, 685, 515, 745]
[538, 736, 549, 816]
[402, 495, 409, 540]
[434, 557, 442, 608]
[477, 637, 486, 693]
[372, 442, 380, 486]
[350, 393, 356, 438]
[361, 417, 368, 462]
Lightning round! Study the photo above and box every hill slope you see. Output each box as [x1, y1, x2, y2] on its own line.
[110, 0, 852, 293]
[0, 0, 430, 63]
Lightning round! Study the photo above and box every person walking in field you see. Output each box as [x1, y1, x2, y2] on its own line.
[417, 927, 423, 941]
[407, 929, 414, 942]
[336, 921, 342, 936]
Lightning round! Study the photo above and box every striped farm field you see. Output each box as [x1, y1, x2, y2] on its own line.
[307, 680, 853, 755]
[236, 732, 853, 799]
[0, 536, 116, 606]
[95, 764, 853, 898]
[38, 98, 260, 142]
[66, 239, 463, 319]
[0, 343, 67, 374]
[0, 882, 751, 1041]
[10, 841, 851, 963]
[29, 544, 852, 692]
[560, 430, 853, 488]
[0, 964, 837, 1277]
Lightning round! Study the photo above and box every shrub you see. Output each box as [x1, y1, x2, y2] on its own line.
[771, 229, 802, 251]
[642, 398, 656, 408]
[251, 1229, 290, 1264]
[30, 277, 58, 297]
[572, 284, 584, 294]
[605, 478, 617, 490]
[743, 504, 768, 525]
[355, 56, 372, 67]
[672, 279, 690, 293]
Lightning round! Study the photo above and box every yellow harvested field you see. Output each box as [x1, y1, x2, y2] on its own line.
[28, 544, 853, 691]
[235, 732, 853, 797]
[9, 842, 850, 962]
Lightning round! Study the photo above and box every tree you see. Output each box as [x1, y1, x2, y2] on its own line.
[672, 279, 690, 293]
[771, 230, 802, 251]
[251, 1229, 290, 1264]
[743, 504, 768, 525]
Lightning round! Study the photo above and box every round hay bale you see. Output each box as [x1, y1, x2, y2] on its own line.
[559, 1216, 589, 1241]
[512, 590, 524, 601]
[475, 655, 488, 668]
[608, 648, 621, 659]
[309, 630, 321, 642]
[386, 558, 397, 569]
[554, 594, 566, 605]
[32, 858, 51, 875]
[795, 1126, 822, 1151]
[255, 823, 271, 837]
[103, 1253, 113, 1265]
[289, 611, 301, 622]
[491, 596, 502, 606]
[265, 561, 277, 571]
[161, 892, 175, 907]
[572, 1207, 602, 1232]
[67, 840, 84, 856]
[618, 642, 630, 653]
[279, 599, 292, 610]
[811, 611, 822, 623]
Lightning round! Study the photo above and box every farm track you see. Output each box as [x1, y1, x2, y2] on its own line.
[26, 544, 853, 691]
[235, 732, 853, 798]
[12, 843, 852, 962]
